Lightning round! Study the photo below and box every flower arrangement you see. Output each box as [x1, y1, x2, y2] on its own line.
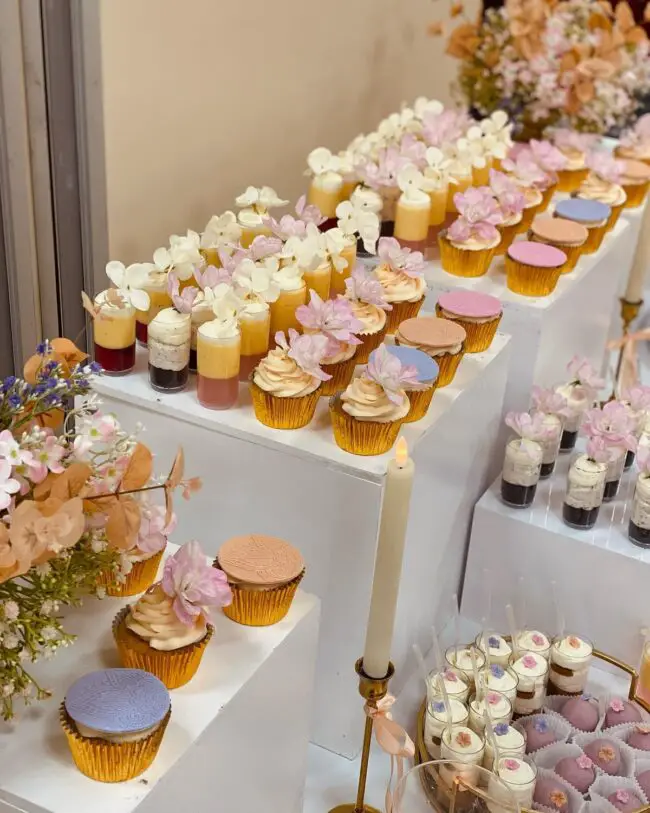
[581, 401, 638, 458]
[0, 340, 199, 718]
[296, 291, 363, 357]
[505, 410, 557, 444]
[432, 0, 650, 135]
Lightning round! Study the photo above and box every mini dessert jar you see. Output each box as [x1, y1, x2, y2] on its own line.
[501, 437, 543, 509]
[92, 291, 136, 375]
[505, 241, 567, 297]
[395, 317, 466, 388]
[554, 198, 611, 255]
[468, 690, 512, 735]
[547, 633, 593, 696]
[426, 667, 470, 705]
[529, 215, 588, 274]
[603, 448, 626, 502]
[535, 412, 563, 479]
[444, 644, 485, 688]
[620, 159, 650, 208]
[238, 303, 271, 381]
[562, 453, 607, 530]
[435, 290, 502, 354]
[475, 632, 512, 667]
[510, 651, 549, 716]
[135, 270, 172, 346]
[196, 321, 240, 410]
[439, 725, 486, 787]
[424, 696, 469, 759]
[629, 472, 650, 548]
[148, 308, 191, 393]
[555, 382, 592, 453]
[483, 723, 525, 771]
[487, 758, 537, 813]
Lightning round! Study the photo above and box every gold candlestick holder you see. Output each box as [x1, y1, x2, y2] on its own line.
[329, 658, 395, 813]
[611, 297, 644, 400]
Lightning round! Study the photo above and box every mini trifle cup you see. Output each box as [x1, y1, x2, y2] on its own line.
[269, 279, 307, 337]
[306, 160, 344, 220]
[629, 472, 650, 548]
[562, 454, 607, 530]
[445, 645, 486, 690]
[477, 663, 520, 703]
[425, 696, 470, 759]
[189, 295, 218, 372]
[487, 757, 537, 813]
[537, 413, 564, 479]
[435, 290, 502, 354]
[197, 322, 241, 410]
[215, 534, 305, 626]
[393, 189, 432, 246]
[303, 259, 332, 301]
[439, 725, 486, 787]
[135, 270, 171, 346]
[237, 209, 274, 249]
[468, 690, 513, 735]
[620, 160, 650, 209]
[603, 449, 626, 503]
[386, 345, 439, 423]
[505, 241, 567, 297]
[529, 216, 588, 274]
[93, 291, 137, 375]
[374, 237, 427, 333]
[555, 382, 593, 453]
[475, 632, 513, 667]
[510, 652, 549, 718]
[238, 303, 271, 381]
[548, 633, 593, 697]
[61, 668, 171, 782]
[395, 316, 467, 388]
[438, 228, 499, 278]
[483, 722, 526, 770]
[514, 630, 552, 661]
[501, 437, 543, 509]
[427, 667, 470, 705]
[148, 307, 191, 392]
[554, 198, 611, 255]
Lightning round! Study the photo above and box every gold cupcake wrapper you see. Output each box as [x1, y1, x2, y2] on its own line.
[528, 233, 584, 273]
[320, 352, 359, 397]
[435, 349, 465, 387]
[355, 325, 388, 365]
[581, 223, 608, 255]
[505, 257, 562, 296]
[113, 607, 213, 689]
[214, 560, 304, 626]
[98, 551, 164, 598]
[384, 298, 425, 334]
[495, 221, 520, 256]
[607, 203, 625, 232]
[517, 205, 540, 234]
[555, 168, 589, 193]
[60, 702, 170, 782]
[438, 234, 495, 278]
[538, 183, 557, 212]
[249, 378, 321, 429]
[404, 385, 436, 423]
[434, 305, 501, 353]
[622, 180, 649, 208]
[329, 394, 404, 455]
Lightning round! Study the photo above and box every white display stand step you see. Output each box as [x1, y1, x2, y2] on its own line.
[92, 331, 510, 758]
[422, 219, 632, 416]
[462, 452, 649, 670]
[0, 547, 320, 813]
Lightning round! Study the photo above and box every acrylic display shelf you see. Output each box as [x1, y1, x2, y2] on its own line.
[90, 332, 510, 758]
[462, 451, 649, 670]
[0, 547, 320, 813]
[421, 218, 631, 416]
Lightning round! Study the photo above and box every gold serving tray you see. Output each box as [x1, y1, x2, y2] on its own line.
[415, 649, 650, 813]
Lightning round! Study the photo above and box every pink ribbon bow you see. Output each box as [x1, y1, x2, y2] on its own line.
[365, 695, 415, 813]
[607, 329, 650, 396]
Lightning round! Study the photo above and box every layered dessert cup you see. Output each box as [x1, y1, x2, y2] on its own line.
[93, 291, 136, 375]
[148, 308, 191, 392]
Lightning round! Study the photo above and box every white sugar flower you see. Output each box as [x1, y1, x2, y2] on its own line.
[479, 111, 512, 159]
[272, 263, 305, 290]
[414, 97, 444, 120]
[424, 147, 454, 188]
[455, 128, 487, 169]
[307, 147, 341, 178]
[350, 186, 383, 214]
[233, 258, 281, 304]
[335, 200, 380, 253]
[397, 165, 433, 202]
[235, 186, 288, 213]
[211, 282, 244, 323]
[280, 226, 324, 271]
[105, 261, 152, 310]
[200, 212, 242, 249]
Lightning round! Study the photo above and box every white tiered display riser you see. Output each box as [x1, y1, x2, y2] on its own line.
[422, 219, 632, 414]
[92, 333, 510, 758]
[462, 452, 649, 668]
[0, 552, 320, 813]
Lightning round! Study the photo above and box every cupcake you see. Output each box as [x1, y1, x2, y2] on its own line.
[438, 187, 502, 278]
[502, 148, 554, 220]
[554, 198, 611, 255]
[616, 115, 650, 166]
[330, 344, 415, 455]
[296, 290, 362, 397]
[489, 169, 526, 254]
[374, 237, 427, 332]
[98, 499, 175, 598]
[215, 534, 305, 626]
[552, 129, 599, 193]
[576, 151, 628, 231]
[435, 290, 502, 353]
[506, 241, 566, 297]
[525, 139, 569, 209]
[250, 329, 329, 429]
[386, 345, 439, 422]
[621, 159, 650, 209]
[61, 668, 171, 782]
[235, 186, 288, 247]
[396, 316, 466, 387]
[344, 266, 391, 363]
[529, 216, 588, 273]
[113, 541, 232, 689]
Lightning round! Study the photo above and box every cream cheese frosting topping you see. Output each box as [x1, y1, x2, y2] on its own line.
[341, 377, 410, 423]
[375, 265, 426, 303]
[253, 347, 320, 397]
[127, 585, 208, 652]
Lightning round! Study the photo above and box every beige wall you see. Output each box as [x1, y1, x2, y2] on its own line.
[99, 0, 463, 263]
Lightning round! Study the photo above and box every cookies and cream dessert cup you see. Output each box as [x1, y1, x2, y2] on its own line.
[250, 329, 328, 429]
[61, 668, 171, 782]
[215, 534, 305, 626]
[548, 633, 593, 696]
[537, 413, 563, 479]
[197, 319, 241, 410]
[555, 382, 592, 452]
[425, 696, 469, 758]
[93, 291, 137, 375]
[468, 690, 512, 735]
[393, 165, 432, 244]
[510, 652, 549, 716]
[114, 541, 232, 689]
[435, 290, 502, 353]
[529, 216, 588, 274]
[620, 159, 650, 208]
[554, 198, 611, 255]
[505, 241, 566, 297]
[269, 267, 307, 338]
[477, 663, 519, 703]
[374, 237, 426, 333]
[629, 472, 650, 548]
[487, 757, 537, 813]
[563, 453, 607, 530]
[385, 345, 439, 423]
[501, 437, 543, 509]
[306, 147, 344, 220]
[135, 269, 172, 345]
[344, 267, 390, 364]
[148, 307, 191, 392]
[396, 316, 466, 388]
[439, 725, 485, 787]
[483, 723, 526, 771]
[427, 667, 470, 705]
[235, 186, 287, 247]
[475, 632, 512, 667]
[604, 448, 627, 502]
[444, 645, 486, 689]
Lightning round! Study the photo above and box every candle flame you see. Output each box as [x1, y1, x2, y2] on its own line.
[395, 437, 409, 467]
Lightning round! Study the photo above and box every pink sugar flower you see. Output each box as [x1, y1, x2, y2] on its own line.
[366, 345, 420, 406]
[581, 401, 637, 452]
[585, 436, 611, 464]
[576, 755, 593, 770]
[161, 540, 233, 626]
[505, 411, 557, 443]
[137, 500, 177, 556]
[377, 237, 426, 278]
[531, 386, 570, 417]
[399, 134, 428, 169]
[194, 264, 232, 290]
[295, 194, 326, 226]
[586, 150, 625, 185]
[529, 140, 568, 172]
[489, 170, 525, 219]
[358, 146, 409, 190]
[616, 791, 631, 804]
[453, 186, 502, 226]
[422, 108, 469, 148]
[610, 698, 626, 712]
[566, 356, 605, 392]
[248, 235, 283, 261]
[275, 329, 332, 382]
[345, 267, 392, 310]
[504, 759, 520, 771]
[552, 129, 599, 154]
[502, 153, 549, 188]
[622, 384, 650, 413]
[167, 273, 199, 314]
[522, 654, 537, 669]
[296, 291, 363, 355]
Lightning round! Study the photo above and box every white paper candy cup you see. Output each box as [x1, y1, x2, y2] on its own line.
[574, 732, 636, 779]
[590, 774, 648, 813]
[544, 694, 607, 735]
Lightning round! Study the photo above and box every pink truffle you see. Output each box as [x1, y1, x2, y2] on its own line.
[533, 776, 570, 813]
[554, 755, 596, 793]
[604, 698, 643, 729]
[523, 716, 559, 753]
[561, 695, 600, 732]
[583, 738, 622, 775]
[607, 790, 643, 813]
[636, 769, 650, 800]
[627, 725, 650, 751]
